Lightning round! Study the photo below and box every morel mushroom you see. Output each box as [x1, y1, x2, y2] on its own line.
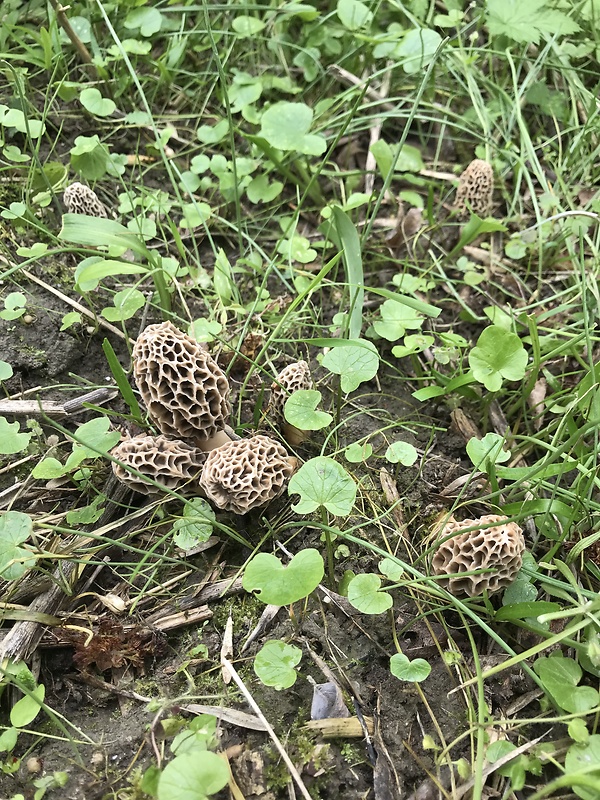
[133, 321, 231, 451]
[431, 514, 524, 597]
[111, 434, 206, 495]
[455, 159, 494, 218]
[199, 434, 296, 514]
[63, 182, 108, 218]
[269, 360, 312, 446]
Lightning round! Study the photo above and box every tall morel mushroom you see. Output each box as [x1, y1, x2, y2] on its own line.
[268, 360, 312, 446]
[133, 321, 231, 451]
[454, 159, 494, 218]
[431, 514, 525, 597]
[63, 182, 108, 218]
[199, 434, 296, 514]
[111, 434, 206, 495]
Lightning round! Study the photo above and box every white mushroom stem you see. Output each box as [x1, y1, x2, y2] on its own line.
[197, 429, 234, 452]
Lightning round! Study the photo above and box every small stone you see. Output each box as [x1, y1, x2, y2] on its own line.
[26, 756, 43, 773]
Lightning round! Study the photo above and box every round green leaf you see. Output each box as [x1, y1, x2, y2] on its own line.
[337, 0, 373, 30]
[157, 751, 229, 800]
[0, 727, 18, 752]
[254, 640, 302, 690]
[392, 334, 434, 358]
[284, 390, 332, 431]
[79, 87, 116, 117]
[243, 549, 324, 605]
[385, 441, 418, 466]
[10, 684, 45, 728]
[101, 288, 146, 322]
[247, 174, 283, 204]
[0, 417, 31, 455]
[70, 135, 111, 180]
[466, 432, 511, 469]
[259, 102, 326, 156]
[468, 326, 528, 392]
[568, 718, 590, 745]
[71, 416, 121, 459]
[347, 573, 393, 614]
[173, 499, 215, 550]
[197, 120, 229, 145]
[32, 457, 67, 479]
[487, 740, 517, 762]
[288, 456, 357, 516]
[344, 442, 373, 463]
[373, 299, 423, 342]
[124, 7, 163, 37]
[0, 511, 35, 580]
[535, 654, 599, 713]
[564, 735, 600, 800]
[232, 15, 266, 36]
[379, 558, 404, 581]
[0, 292, 27, 320]
[321, 341, 379, 393]
[390, 653, 431, 682]
[396, 28, 442, 74]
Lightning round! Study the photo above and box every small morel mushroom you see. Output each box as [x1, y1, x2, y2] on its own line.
[431, 514, 525, 597]
[269, 360, 312, 446]
[63, 182, 108, 218]
[199, 434, 296, 514]
[111, 434, 206, 495]
[133, 321, 231, 451]
[454, 159, 494, 218]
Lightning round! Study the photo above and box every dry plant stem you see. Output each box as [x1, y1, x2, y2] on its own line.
[21, 269, 131, 342]
[49, 0, 93, 64]
[0, 388, 117, 419]
[221, 657, 315, 800]
[328, 64, 395, 111]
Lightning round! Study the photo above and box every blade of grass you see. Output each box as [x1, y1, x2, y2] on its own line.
[332, 206, 364, 340]
[101, 338, 144, 424]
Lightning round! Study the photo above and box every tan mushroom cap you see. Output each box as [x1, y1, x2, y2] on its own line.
[63, 182, 108, 218]
[455, 159, 494, 218]
[431, 514, 525, 597]
[199, 434, 297, 514]
[133, 321, 231, 449]
[269, 361, 312, 418]
[269, 360, 312, 446]
[111, 434, 206, 495]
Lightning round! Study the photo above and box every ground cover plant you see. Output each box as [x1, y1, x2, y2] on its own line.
[1, 0, 600, 797]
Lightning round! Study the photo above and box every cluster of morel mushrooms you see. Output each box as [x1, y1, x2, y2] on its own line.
[67, 160, 525, 598]
[109, 320, 308, 515]
[107, 322, 525, 598]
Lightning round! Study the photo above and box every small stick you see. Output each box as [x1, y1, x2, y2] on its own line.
[48, 0, 93, 65]
[0, 388, 117, 419]
[221, 658, 315, 800]
[21, 269, 132, 342]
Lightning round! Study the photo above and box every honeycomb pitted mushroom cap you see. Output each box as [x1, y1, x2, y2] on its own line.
[431, 514, 525, 597]
[63, 182, 108, 217]
[455, 159, 494, 218]
[269, 361, 312, 446]
[111, 434, 206, 495]
[199, 434, 297, 514]
[133, 321, 231, 449]
[269, 361, 313, 421]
